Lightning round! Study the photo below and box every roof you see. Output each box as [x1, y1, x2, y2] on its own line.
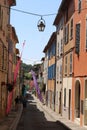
[43, 32, 56, 53]
[16, 48, 20, 54]
[8, 0, 16, 6]
[53, 0, 71, 25]
[12, 27, 19, 43]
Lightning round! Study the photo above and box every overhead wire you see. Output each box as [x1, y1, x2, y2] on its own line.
[1, 4, 87, 17]
[1, 4, 57, 17]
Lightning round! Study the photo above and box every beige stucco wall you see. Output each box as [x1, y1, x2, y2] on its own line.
[62, 77, 72, 119]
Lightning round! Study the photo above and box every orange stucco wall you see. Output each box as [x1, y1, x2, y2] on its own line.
[72, 0, 87, 126]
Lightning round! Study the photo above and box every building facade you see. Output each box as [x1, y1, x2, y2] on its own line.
[0, 0, 14, 118]
[43, 46, 48, 105]
[72, 0, 87, 126]
[0, 0, 20, 118]
[54, 11, 64, 114]
[53, 0, 87, 127]
[43, 32, 56, 110]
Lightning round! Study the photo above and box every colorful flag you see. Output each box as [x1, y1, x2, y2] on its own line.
[31, 70, 43, 102]
[14, 40, 26, 84]
[6, 91, 13, 114]
[6, 41, 25, 114]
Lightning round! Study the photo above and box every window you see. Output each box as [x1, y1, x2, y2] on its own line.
[8, 40, 13, 54]
[75, 23, 80, 54]
[0, 10, 3, 30]
[65, 56, 67, 76]
[0, 5, 1, 29]
[66, 24, 69, 43]
[61, 17, 64, 30]
[64, 26, 66, 44]
[64, 88, 66, 107]
[57, 42, 59, 57]
[64, 24, 69, 44]
[52, 43, 55, 56]
[86, 18, 87, 49]
[48, 64, 55, 79]
[70, 53, 72, 74]
[1, 43, 7, 71]
[60, 39, 63, 55]
[78, 0, 82, 13]
[0, 41, 3, 70]
[70, 19, 73, 40]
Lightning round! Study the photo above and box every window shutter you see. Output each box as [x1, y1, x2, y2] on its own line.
[75, 24, 80, 54]
[70, 53, 72, 74]
[65, 56, 67, 75]
[66, 24, 69, 43]
[4, 47, 7, 70]
[78, 0, 81, 13]
[70, 19, 73, 40]
[64, 26, 66, 44]
[0, 42, 3, 70]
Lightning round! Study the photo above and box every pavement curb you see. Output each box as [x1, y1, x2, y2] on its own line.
[9, 104, 23, 130]
[33, 95, 71, 130]
[33, 95, 87, 130]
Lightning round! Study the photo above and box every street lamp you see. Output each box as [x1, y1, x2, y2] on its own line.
[37, 17, 45, 32]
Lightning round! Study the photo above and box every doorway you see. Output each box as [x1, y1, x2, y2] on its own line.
[68, 89, 71, 119]
[84, 80, 87, 125]
[75, 81, 80, 119]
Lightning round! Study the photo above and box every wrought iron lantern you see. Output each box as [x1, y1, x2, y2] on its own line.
[37, 17, 45, 32]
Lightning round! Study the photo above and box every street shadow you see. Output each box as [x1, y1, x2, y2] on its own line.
[17, 94, 71, 130]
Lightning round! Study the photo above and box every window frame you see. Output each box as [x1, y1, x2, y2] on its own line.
[70, 19, 73, 40]
[64, 56, 67, 76]
[70, 53, 73, 75]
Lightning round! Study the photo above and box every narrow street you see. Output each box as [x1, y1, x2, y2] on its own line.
[16, 94, 70, 130]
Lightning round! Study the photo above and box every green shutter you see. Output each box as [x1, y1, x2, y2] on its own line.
[75, 24, 80, 54]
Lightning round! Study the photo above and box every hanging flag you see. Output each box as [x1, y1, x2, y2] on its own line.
[6, 91, 13, 114]
[14, 58, 21, 84]
[14, 40, 26, 84]
[31, 70, 43, 102]
[6, 41, 25, 114]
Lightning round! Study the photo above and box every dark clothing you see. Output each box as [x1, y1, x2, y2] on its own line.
[15, 96, 19, 104]
[15, 96, 19, 111]
[22, 98, 27, 108]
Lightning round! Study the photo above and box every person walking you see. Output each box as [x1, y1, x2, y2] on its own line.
[15, 96, 19, 111]
[22, 96, 27, 112]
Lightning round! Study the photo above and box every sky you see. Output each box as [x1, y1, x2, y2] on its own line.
[10, 0, 62, 65]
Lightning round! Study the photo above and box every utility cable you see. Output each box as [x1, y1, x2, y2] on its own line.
[1, 4, 57, 17]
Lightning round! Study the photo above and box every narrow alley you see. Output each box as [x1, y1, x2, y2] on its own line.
[16, 94, 70, 130]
